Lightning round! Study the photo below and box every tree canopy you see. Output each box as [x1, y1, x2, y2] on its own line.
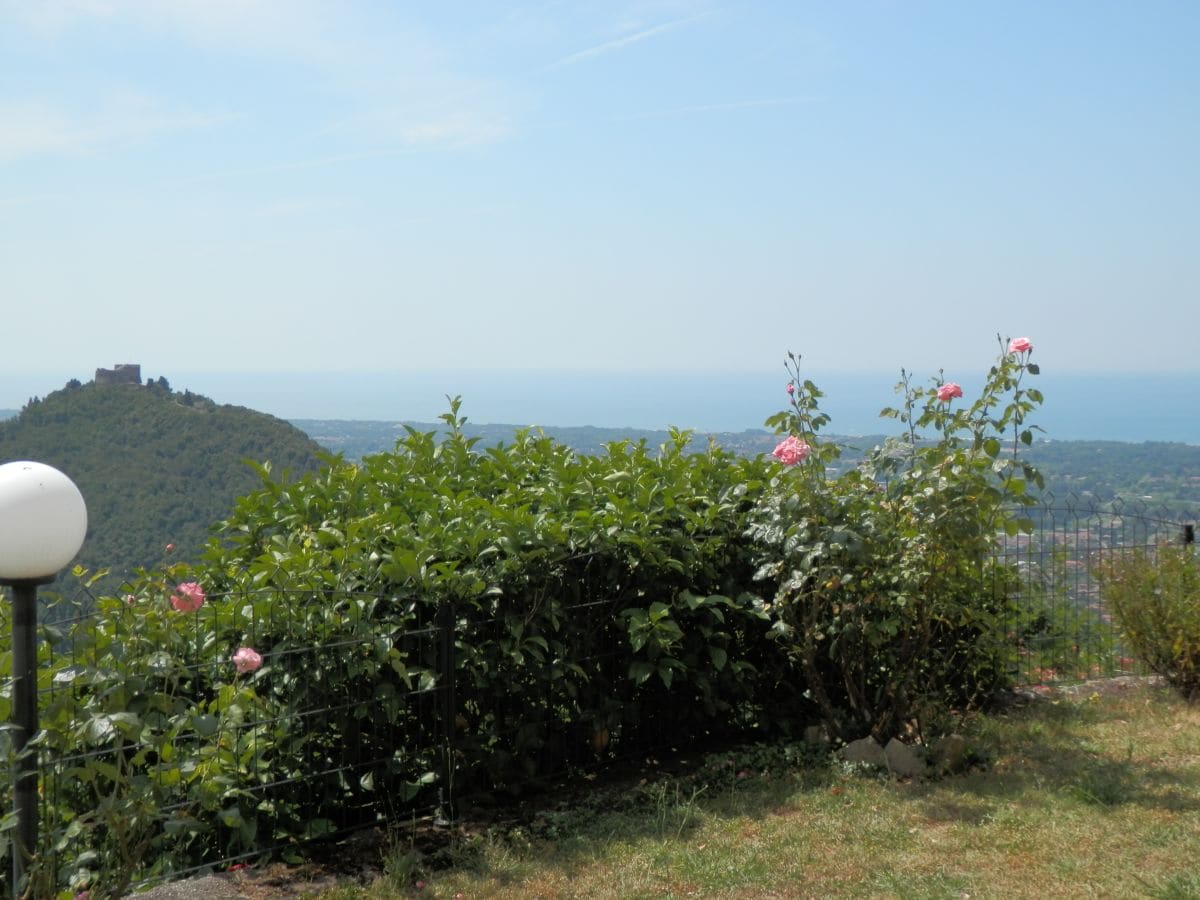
[0, 378, 325, 585]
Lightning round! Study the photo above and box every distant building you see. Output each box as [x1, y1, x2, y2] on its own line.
[94, 364, 142, 386]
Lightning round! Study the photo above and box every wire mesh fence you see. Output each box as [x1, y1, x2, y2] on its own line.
[2, 495, 1197, 895]
[1, 586, 454, 897]
[1, 576, 709, 896]
[998, 493, 1197, 685]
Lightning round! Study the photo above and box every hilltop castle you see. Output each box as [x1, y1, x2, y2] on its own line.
[94, 364, 142, 386]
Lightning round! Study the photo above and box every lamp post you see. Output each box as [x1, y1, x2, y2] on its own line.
[0, 461, 87, 896]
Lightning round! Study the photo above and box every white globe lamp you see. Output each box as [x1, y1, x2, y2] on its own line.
[0, 461, 88, 580]
[0, 460, 88, 893]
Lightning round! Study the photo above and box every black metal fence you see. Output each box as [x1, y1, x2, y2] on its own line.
[996, 493, 1197, 684]
[0, 590, 431, 895]
[2, 496, 1197, 895]
[1, 580, 686, 897]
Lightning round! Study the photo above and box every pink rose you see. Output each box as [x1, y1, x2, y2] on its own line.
[232, 647, 262, 674]
[1007, 336, 1032, 354]
[170, 581, 206, 613]
[936, 382, 963, 403]
[786, 382, 795, 395]
[772, 435, 810, 466]
[165, 543, 175, 553]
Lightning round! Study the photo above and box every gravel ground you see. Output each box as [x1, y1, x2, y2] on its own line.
[126, 874, 246, 899]
[126, 861, 380, 900]
[123, 829, 385, 899]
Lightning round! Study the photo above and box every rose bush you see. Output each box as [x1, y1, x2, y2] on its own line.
[751, 335, 1044, 740]
[0, 564, 286, 897]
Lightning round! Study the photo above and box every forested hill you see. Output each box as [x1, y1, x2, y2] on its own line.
[0, 380, 324, 585]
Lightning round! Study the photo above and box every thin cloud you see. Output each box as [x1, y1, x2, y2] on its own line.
[0, 103, 83, 161]
[333, 106, 515, 150]
[4, 2, 520, 158]
[5, 0, 343, 64]
[395, 114, 512, 148]
[251, 198, 349, 219]
[545, 11, 711, 69]
[525, 96, 821, 134]
[0, 98, 231, 162]
[620, 96, 821, 121]
[182, 125, 502, 188]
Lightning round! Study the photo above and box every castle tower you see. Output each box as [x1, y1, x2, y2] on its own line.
[94, 364, 142, 386]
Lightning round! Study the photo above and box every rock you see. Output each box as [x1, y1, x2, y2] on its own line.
[803, 724, 830, 745]
[884, 737, 928, 778]
[931, 733, 971, 774]
[840, 735, 887, 768]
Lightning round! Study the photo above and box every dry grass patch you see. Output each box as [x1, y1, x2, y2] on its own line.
[309, 681, 1199, 899]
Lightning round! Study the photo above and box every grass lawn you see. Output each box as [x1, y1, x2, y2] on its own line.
[314, 680, 1199, 899]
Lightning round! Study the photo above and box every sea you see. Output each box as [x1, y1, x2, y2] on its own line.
[3, 370, 1197, 444]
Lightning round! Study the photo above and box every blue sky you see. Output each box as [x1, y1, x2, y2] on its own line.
[2, 1, 1198, 411]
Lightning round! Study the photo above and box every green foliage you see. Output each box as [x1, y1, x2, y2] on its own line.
[202, 397, 779, 791]
[1098, 543, 1200, 700]
[748, 337, 1043, 741]
[1009, 546, 1118, 682]
[2, 560, 446, 896]
[0, 378, 324, 588]
[4, 570, 251, 895]
[1, 340, 1058, 892]
[2, 396, 783, 893]
[296, 417, 1200, 517]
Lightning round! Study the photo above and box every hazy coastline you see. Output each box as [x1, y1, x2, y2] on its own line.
[3, 370, 1197, 444]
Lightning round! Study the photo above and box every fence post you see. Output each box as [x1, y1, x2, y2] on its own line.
[1183, 523, 1195, 546]
[436, 600, 457, 824]
[6, 580, 43, 897]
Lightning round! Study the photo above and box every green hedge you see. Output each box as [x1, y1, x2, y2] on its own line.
[1, 337, 1051, 895]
